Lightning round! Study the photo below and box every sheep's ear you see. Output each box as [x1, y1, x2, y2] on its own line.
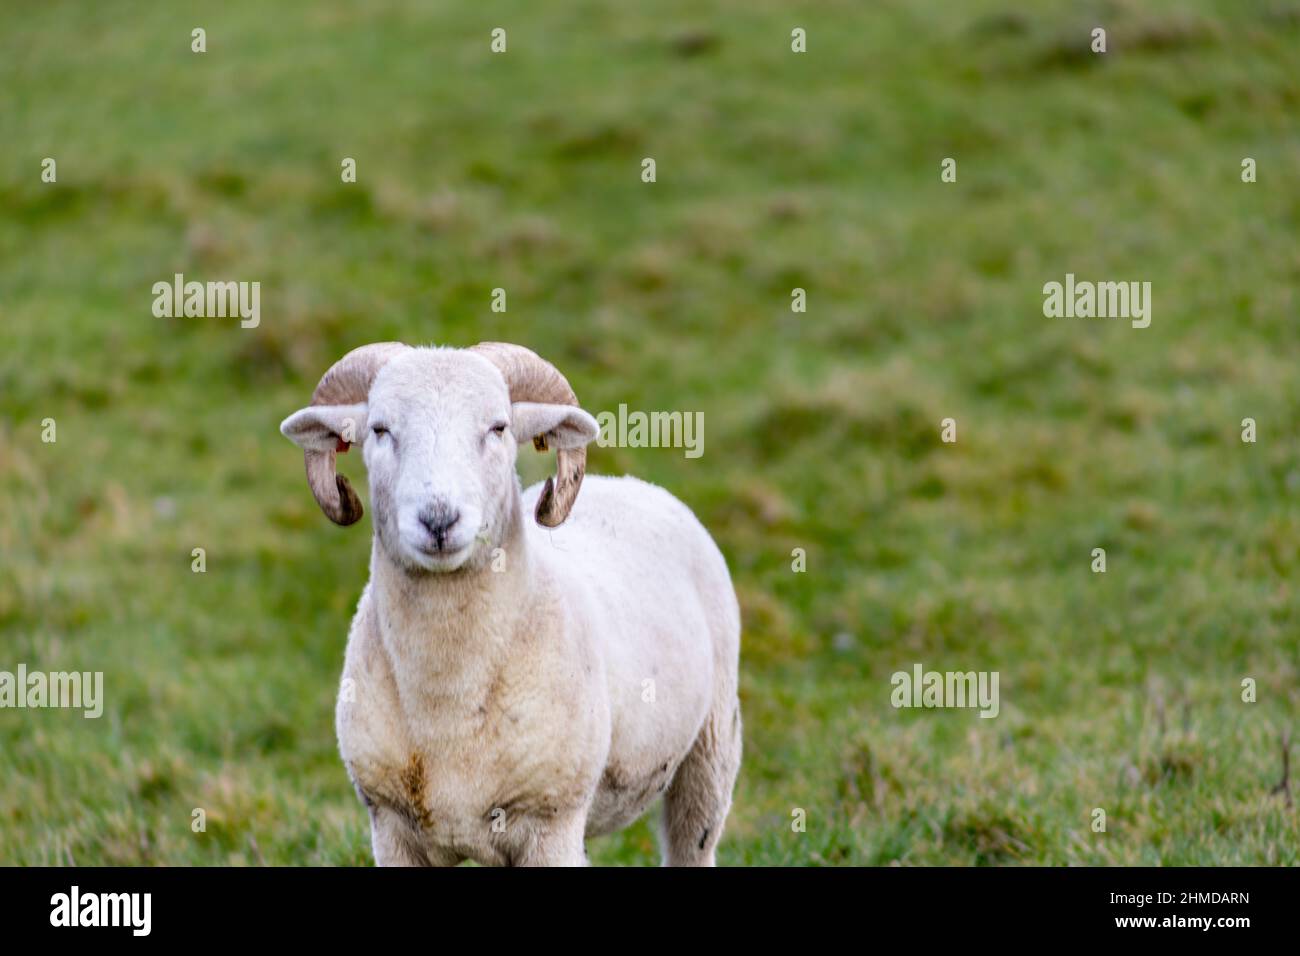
[280, 402, 369, 452]
[510, 402, 599, 450]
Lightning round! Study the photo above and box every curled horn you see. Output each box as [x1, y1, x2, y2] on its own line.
[303, 342, 409, 525]
[469, 342, 587, 527]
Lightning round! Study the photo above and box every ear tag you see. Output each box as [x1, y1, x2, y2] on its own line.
[336, 437, 351, 453]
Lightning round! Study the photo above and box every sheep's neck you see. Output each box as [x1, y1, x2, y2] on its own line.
[369, 506, 533, 703]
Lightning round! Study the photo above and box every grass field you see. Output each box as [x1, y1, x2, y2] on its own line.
[1, 0, 1298, 865]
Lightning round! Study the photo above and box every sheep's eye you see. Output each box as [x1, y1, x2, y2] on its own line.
[371, 425, 389, 437]
[490, 421, 508, 437]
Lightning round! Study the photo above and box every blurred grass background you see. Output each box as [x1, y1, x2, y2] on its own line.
[1, 0, 1298, 865]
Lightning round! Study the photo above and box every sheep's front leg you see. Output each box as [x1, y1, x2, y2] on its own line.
[369, 806, 458, 867]
[512, 815, 589, 867]
[369, 806, 428, 866]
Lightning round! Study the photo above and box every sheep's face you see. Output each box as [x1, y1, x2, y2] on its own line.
[363, 351, 514, 572]
[281, 348, 599, 574]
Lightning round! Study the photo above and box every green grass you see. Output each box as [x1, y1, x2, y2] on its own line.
[2, 0, 1298, 865]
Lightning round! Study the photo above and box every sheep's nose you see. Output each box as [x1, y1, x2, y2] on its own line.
[418, 503, 461, 550]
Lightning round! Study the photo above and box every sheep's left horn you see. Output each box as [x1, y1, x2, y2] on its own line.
[304, 342, 409, 525]
[469, 342, 587, 527]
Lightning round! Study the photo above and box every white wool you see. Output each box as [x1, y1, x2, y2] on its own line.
[282, 346, 742, 866]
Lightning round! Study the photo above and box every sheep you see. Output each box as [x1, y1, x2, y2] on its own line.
[279, 341, 742, 866]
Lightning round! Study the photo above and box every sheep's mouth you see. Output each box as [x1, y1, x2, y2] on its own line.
[416, 543, 467, 557]
[407, 540, 472, 572]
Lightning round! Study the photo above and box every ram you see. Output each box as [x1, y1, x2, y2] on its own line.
[280, 342, 742, 866]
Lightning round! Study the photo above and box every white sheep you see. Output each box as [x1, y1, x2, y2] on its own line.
[280, 342, 742, 866]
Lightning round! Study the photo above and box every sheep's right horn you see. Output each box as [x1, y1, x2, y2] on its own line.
[303, 342, 409, 525]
